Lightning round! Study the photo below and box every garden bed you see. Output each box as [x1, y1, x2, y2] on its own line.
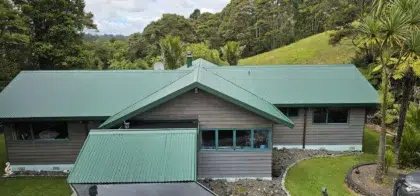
[346, 163, 407, 196]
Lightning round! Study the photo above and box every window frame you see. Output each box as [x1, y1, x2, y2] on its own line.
[312, 108, 350, 124]
[11, 122, 70, 142]
[199, 128, 271, 151]
[277, 107, 299, 117]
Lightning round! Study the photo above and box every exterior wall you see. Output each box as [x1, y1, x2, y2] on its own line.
[4, 121, 100, 165]
[198, 151, 272, 179]
[273, 108, 366, 151]
[137, 90, 273, 129]
[137, 90, 274, 179]
[273, 108, 305, 145]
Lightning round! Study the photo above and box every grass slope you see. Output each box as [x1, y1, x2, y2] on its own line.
[285, 127, 385, 196]
[0, 134, 71, 196]
[239, 31, 356, 65]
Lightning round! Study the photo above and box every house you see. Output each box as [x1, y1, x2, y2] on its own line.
[0, 57, 378, 190]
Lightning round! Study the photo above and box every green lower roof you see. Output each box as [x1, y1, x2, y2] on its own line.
[67, 129, 197, 184]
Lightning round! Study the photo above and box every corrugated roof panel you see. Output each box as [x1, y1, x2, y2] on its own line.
[0, 71, 191, 118]
[67, 129, 197, 184]
[207, 65, 378, 105]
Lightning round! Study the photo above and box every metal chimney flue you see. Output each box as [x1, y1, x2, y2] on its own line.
[186, 51, 193, 67]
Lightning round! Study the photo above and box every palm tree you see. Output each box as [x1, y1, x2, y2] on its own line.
[221, 41, 245, 66]
[159, 35, 184, 69]
[357, 0, 414, 182]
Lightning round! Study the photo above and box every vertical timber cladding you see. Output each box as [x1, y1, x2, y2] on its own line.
[4, 122, 95, 165]
[138, 89, 274, 178]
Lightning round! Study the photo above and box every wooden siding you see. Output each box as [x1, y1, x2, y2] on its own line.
[305, 108, 365, 145]
[272, 108, 366, 146]
[198, 151, 272, 178]
[273, 109, 305, 145]
[4, 122, 97, 165]
[137, 90, 273, 129]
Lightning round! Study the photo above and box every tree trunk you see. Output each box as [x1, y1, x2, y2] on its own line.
[395, 68, 415, 167]
[375, 68, 388, 183]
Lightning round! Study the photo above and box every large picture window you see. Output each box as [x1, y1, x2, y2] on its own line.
[12, 122, 68, 141]
[313, 108, 349, 124]
[200, 129, 270, 150]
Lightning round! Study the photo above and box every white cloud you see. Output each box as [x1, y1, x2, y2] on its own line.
[85, 0, 230, 35]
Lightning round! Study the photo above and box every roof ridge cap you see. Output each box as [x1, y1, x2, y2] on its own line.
[102, 70, 196, 124]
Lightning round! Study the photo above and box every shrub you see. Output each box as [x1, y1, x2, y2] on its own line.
[399, 127, 420, 168]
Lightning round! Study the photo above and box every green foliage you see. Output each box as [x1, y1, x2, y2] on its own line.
[186, 42, 224, 65]
[189, 9, 201, 20]
[109, 59, 148, 70]
[159, 35, 184, 69]
[221, 41, 244, 66]
[385, 148, 395, 173]
[12, 0, 96, 70]
[399, 105, 420, 168]
[0, 0, 30, 81]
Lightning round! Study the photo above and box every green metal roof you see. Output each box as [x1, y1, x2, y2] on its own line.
[67, 129, 197, 184]
[99, 66, 294, 129]
[0, 63, 378, 120]
[0, 70, 190, 118]
[177, 58, 219, 70]
[206, 65, 379, 106]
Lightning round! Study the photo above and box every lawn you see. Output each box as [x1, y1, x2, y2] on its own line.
[285, 127, 384, 196]
[0, 134, 71, 196]
[239, 31, 356, 65]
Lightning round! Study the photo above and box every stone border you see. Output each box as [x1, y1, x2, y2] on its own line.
[345, 162, 376, 196]
[280, 152, 360, 196]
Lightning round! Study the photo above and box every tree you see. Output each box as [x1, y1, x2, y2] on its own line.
[356, 0, 418, 182]
[189, 9, 200, 19]
[221, 41, 244, 66]
[186, 42, 223, 65]
[12, 0, 96, 70]
[159, 35, 184, 69]
[0, 0, 30, 82]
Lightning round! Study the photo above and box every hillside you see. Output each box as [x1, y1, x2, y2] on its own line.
[239, 31, 356, 65]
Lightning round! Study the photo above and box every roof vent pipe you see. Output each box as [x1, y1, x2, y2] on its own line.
[186, 51, 193, 67]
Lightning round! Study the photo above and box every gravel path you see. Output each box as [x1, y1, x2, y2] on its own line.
[199, 148, 345, 196]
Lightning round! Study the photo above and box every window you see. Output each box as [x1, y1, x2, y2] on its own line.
[236, 130, 251, 148]
[200, 129, 270, 150]
[12, 122, 68, 141]
[278, 108, 299, 117]
[327, 108, 349, 123]
[313, 108, 349, 124]
[218, 130, 233, 149]
[253, 130, 269, 149]
[313, 108, 328, 123]
[201, 130, 216, 149]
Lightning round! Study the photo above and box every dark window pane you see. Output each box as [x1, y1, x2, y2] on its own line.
[32, 122, 68, 139]
[288, 108, 299, 117]
[201, 131, 215, 149]
[327, 108, 349, 123]
[218, 130, 233, 149]
[313, 108, 327, 123]
[253, 130, 268, 149]
[236, 130, 251, 148]
[278, 108, 288, 115]
[14, 123, 31, 140]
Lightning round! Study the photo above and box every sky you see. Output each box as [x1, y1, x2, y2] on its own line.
[85, 0, 230, 35]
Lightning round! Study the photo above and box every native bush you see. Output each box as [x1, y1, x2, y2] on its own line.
[399, 105, 420, 168]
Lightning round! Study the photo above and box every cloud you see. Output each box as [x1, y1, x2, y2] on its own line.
[85, 0, 230, 35]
